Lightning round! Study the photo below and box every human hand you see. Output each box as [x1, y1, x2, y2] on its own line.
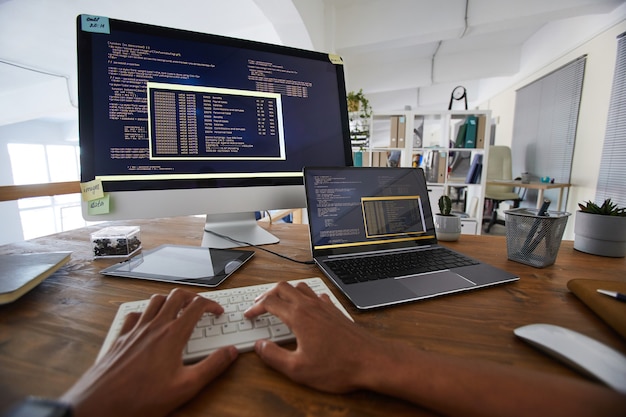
[246, 284, 626, 417]
[244, 282, 385, 393]
[61, 288, 238, 417]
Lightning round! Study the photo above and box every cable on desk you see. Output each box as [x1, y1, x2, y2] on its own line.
[204, 229, 315, 265]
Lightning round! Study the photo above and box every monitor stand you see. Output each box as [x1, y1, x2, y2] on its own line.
[201, 212, 279, 249]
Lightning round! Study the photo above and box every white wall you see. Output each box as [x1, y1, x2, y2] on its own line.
[482, 19, 626, 240]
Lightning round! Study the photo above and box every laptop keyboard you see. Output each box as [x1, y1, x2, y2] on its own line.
[97, 277, 352, 363]
[325, 247, 479, 284]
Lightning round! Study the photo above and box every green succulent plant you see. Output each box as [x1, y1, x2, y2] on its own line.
[438, 195, 452, 216]
[578, 198, 626, 217]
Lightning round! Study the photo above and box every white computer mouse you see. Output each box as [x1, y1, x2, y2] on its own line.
[514, 323, 626, 394]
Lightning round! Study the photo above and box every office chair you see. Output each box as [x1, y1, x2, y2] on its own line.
[483, 146, 521, 233]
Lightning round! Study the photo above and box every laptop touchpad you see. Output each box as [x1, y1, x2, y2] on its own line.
[398, 271, 475, 296]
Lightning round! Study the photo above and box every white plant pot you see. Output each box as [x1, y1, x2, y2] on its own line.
[573, 210, 626, 257]
[435, 214, 461, 242]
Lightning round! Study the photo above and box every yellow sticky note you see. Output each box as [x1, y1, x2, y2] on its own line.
[87, 194, 110, 215]
[80, 179, 104, 201]
[328, 54, 343, 65]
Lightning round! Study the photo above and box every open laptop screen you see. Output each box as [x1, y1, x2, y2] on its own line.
[304, 167, 438, 255]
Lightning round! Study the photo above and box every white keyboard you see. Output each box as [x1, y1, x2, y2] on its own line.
[98, 277, 352, 363]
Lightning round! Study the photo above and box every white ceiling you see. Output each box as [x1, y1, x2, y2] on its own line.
[0, 0, 624, 127]
[321, 0, 626, 108]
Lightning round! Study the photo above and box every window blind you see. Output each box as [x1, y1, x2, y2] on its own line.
[595, 32, 626, 207]
[511, 56, 586, 206]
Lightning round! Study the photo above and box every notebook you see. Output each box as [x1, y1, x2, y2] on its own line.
[567, 279, 626, 340]
[303, 167, 518, 309]
[0, 251, 72, 305]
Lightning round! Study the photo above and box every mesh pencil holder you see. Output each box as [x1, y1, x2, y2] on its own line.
[504, 208, 571, 268]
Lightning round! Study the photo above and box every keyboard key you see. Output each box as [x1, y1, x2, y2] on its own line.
[187, 327, 271, 354]
[238, 321, 253, 331]
[197, 315, 213, 327]
[205, 326, 221, 337]
[221, 323, 238, 334]
[270, 324, 291, 337]
[228, 312, 243, 322]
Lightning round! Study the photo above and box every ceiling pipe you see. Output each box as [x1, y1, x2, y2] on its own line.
[0, 59, 76, 108]
[430, 0, 469, 86]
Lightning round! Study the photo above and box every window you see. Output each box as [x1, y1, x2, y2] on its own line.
[595, 32, 626, 207]
[7, 143, 86, 240]
[511, 56, 586, 207]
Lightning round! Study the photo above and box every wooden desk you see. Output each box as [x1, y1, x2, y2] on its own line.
[1, 217, 625, 416]
[486, 180, 572, 211]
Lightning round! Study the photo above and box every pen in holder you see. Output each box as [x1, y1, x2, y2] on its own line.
[505, 205, 571, 268]
[520, 199, 551, 254]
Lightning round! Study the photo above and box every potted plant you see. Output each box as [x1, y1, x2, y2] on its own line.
[347, 89, 372, 145]
[574, 198, 626, 257]
[434, 195, 461, 241]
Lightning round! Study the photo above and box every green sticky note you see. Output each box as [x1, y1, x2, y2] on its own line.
[81, 15, 110, 34]
[87, 194, 110, 215]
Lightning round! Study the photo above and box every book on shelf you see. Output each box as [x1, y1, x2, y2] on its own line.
[476, 115, 486, 149]
[453, 115, 486, 149]
[397, 116, 406, 148]
[465, 153, 483, 184]
[389, 116, 399, 147]
[369, 151, 388, 167]
[436, 152, 447, 183]
[464, 115, 477, 148]
[361, 151, 371, 167]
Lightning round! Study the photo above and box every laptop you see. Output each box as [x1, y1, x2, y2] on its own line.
[303, 166, 518, 310]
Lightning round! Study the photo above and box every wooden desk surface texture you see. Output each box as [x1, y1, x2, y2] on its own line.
[1, 217, 625, 416]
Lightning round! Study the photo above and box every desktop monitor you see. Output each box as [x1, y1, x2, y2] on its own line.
[77, 15, 352, 248]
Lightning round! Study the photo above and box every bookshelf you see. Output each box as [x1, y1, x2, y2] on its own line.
[353, 110, 492, 235]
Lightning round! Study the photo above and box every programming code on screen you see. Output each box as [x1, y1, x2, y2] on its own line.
[80, 20, 348, 184]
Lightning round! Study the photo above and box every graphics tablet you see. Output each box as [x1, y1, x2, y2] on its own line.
[100, 244, 254, 287]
